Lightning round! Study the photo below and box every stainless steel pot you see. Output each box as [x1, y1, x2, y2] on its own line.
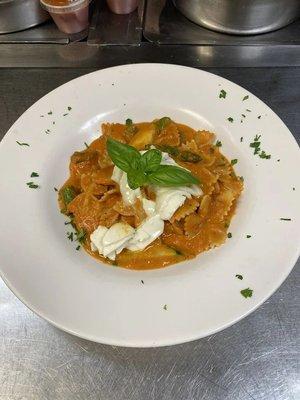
[0, 0, 49, 34]
[173, 0, 300, 35]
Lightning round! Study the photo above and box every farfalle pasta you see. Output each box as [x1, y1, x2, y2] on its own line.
[58, 118, 243, 269]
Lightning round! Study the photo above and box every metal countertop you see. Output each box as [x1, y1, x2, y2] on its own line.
[0, 47, 299, 400]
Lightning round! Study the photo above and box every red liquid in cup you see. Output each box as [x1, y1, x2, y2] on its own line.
[40, 0, 89, 34]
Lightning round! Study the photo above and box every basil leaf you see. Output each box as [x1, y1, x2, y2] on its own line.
[127, 170, 146, 190]
[107, 137, 141, 173]
[141, 149, 162, 173]
[62, 186, 76, 205]
[147, 165, 199, 187]
[155, 117, 171, 131]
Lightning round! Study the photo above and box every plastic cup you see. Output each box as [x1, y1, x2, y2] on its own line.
[106, 0, 138, 15]
[40, 0, 90, 34]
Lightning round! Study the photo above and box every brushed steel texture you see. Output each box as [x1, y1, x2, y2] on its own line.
[173, 0, 300, 35]
[0, 0, 50, 34]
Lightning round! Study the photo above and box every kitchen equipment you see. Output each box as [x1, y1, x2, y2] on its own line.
[106, 0, 138, 15]
[173, 0, 300, 35]
[0, 0, 49, 34]
[40, 0, 90, 34]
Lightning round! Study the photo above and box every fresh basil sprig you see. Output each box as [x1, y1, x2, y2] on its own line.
[107, 138, 199, 190]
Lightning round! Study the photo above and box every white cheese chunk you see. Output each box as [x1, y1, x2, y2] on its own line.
[90, 226, 108, 253]
[142, 198, 156, 217]
[112, 166, 141, 206]
[102, 222, 135, 259]
[126, 215, 164, 251]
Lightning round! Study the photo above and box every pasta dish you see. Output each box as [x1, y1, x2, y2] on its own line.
[58, 118, 243, 269]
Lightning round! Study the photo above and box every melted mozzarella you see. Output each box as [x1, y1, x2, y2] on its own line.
[91, 222, 135, 260]
[127, 215, 164, 251]
[112, 166, 141, 205]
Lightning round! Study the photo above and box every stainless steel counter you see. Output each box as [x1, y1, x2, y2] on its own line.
[0, 49, 299, 399]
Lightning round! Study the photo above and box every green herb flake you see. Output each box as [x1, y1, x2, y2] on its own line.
[231, 159, 238, 165]
[76, 245, 80, 251]
[227, 117, 234, 123]
[84, 142, 89, 149]
[293, 187, 295, 191]
[54, 187, 58, 192]
[246, 109, 251, 112]
[241, 288, 253, 298]
[141, 280, 144, 284]
[40, 115, 44, 118]
[52, 121, 55, 125]
[216, 140, 222, 147]
[219, 89, 227, 99]
[243, 95, 249, 101]
[67, 232, 74, 241]
[259, 151, 271, 159]
[125, 118, 133, 126]
[277, 159, 280, 162]
[30, 172, 39, 178]
[76, 229, 86, 243]
[240, 137, 243, 142]
[235, 274, 243, 280]
[163, 304, 168, 311]
[280, 218, 291, 221]
[241, 114, 246, 118]
[240, 176, 244, 182]
[68, 106, 72, 111]
[26, 182, 39, 189]
[63, 113, 68, 117]
[258, 115, 261, 119]
[45, 129, 51, 134]
[48, 111, 53, 115]
[16, 141, 29, 146]
[246, 235, 252, 238]
[227, 232, 232, 238]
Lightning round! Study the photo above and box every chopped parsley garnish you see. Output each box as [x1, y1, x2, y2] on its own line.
[16, 141, 29, 146]
[239, 176, 244, 181]
[258, 115, 261, 119]
[259, 151, 271, 159]
[219, 89, 227, 99]
[48, 111, 53, 115]
[54, 187, 58, 192]
[163, 304, 168, 311]
[141, 280, 144, 284]
[241, 114, 246, 118]
[241, 288, 253, 298]
[280, 218, 291, 221]
[40, 115, 44, 118]
[126, 118, 133, 125]
[26, 182, 39, 189]
[246, 109, 251, 112]
[45, 129, 51, 134]
[246, 235, 251, 238]
[227, 232, 232, 238]
[84, 142, 89, 148]
[235, 274, 243, 280]
[67, 232, 73, 241]
[52, 121, 55, 125]
[215, 140, 222, 147]
[231, 159, 238, 165]
[293, 187, 295, 191]
[250, 134, 271, 159]
[240, 137, 243, 142]
[30, 172, 39, 177]
[63, 113, 68, 117]
[76, 245, 80, 251]
[242, 95, 249, 101]
[227, 117, 234, 123]
[62, 186, 76, 205]
[68, 106, 72, 111]
[75, 229, 86, 243]
[277, 159, 280, 162]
